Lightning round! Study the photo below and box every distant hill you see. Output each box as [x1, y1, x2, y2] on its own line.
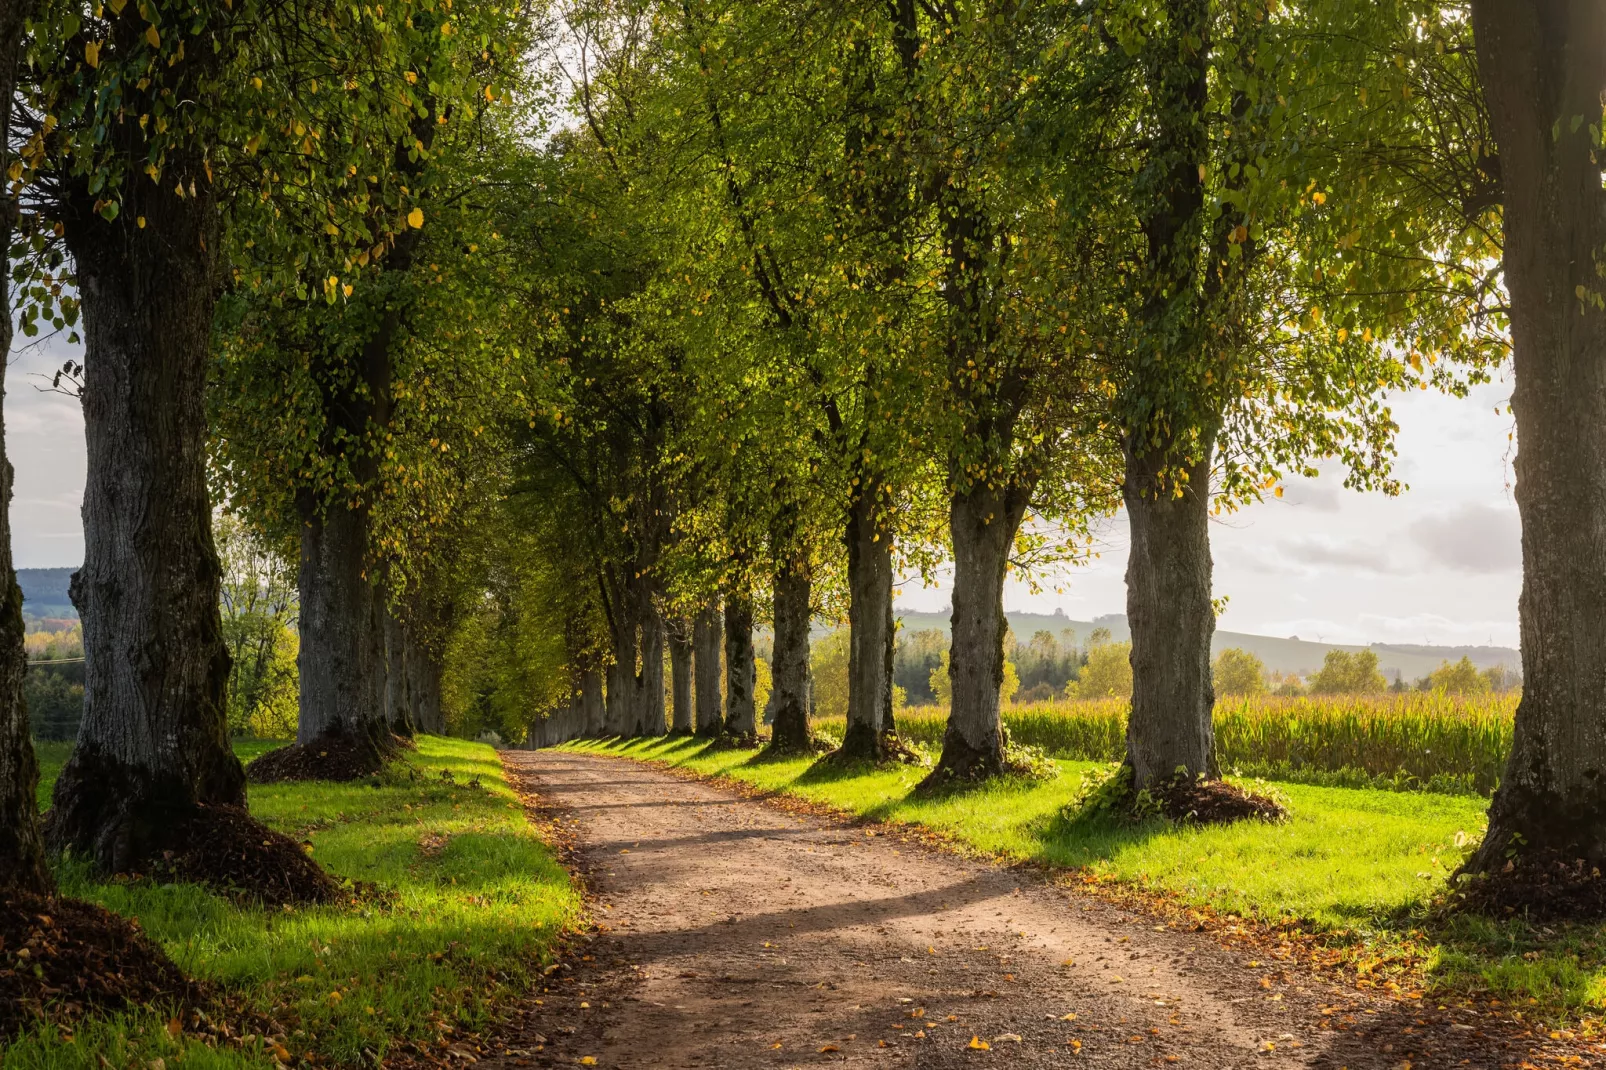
[19, 567, 77, 621]
[892, 607, 1520, 684]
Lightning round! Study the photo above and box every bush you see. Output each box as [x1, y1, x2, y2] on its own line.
[24, 668, 83, 742]
[1066, 641, 1132, 700]
[1213, 647, 1266, 696]
[1308, 648, 1388, 695]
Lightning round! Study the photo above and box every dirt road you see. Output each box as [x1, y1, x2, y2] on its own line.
[481, 750, 1580, 1069]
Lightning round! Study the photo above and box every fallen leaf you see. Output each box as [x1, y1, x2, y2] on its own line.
[968, 1036, 991, 1050]
[1060, 1013, 1078, 1021]
[166, 1017, 182, 1038]
[579, 1058, 597, 1067]
[818, 1044, 839, 1053]
[994, 1033, 1022, 1043]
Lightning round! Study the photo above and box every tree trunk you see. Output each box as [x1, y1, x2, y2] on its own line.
[0, 0, 50, 891]
[581, 667, 606, 736]
[405, 630, 443, 735]
[383, 608, 413, 738]
[295, 504, 389, 764]
[767, 560, 814, 752]
[1123, 437, 1217, 790]
[669, 620, 694, 733]
[724, 592, 758, 739]
[693, 601, 724, 736]
[1465, 0, 1606, 875]
[636, 604, 666, 736]
[836, 489, 896, 759]
[48, 163, 249, 873]
[927, 481, 1030, 783]
[605, 651, 632, 737]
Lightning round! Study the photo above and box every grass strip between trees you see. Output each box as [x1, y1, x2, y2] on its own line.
[564, 735, 1606, 1030]
[10, 737, 580, 1068]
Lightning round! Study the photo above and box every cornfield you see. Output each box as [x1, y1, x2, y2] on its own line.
[814, 691, 1520, 795]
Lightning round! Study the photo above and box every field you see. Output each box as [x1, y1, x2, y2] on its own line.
[10, 737, 580, 1069]
[562, 733, 1606, 1027]
[817, 691, 1521, 796]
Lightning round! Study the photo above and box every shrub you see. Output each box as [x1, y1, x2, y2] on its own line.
[1213, 647, 1267, 696]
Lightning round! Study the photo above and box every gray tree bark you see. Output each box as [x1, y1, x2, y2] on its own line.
[836, 489, 896, 759]
[636, 604, 667, 736]
[580, 666, 606, 736]
[1123, 439, 1217, 789]
[383, 607, 413, 738]
[404, 629, 443, 734]
[767, 560, 814, 752]
[605, 647, 633, 737]
[723, 593, 758, 739]
[0, 0, 51, 893]
[927, 480, 1031, 783]
[1466, 0, 1606, 873]
[295, 505, 388, 763]
[693, 601, 724, 736]
[48, 152, 248, 872]
[668, 619, 694, 733]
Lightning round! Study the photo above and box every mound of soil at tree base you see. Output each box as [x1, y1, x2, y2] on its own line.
[141, 803, 344, 907]
[1150, 776, 1287, 825]
[246, 731, 399, 784]
[1451, 850, 1606, 921]
[0, 890, 202, 1039]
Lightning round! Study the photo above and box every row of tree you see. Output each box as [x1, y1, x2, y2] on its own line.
[0, 0, 1601, 912]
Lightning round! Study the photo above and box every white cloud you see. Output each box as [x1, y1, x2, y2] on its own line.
[1409, 502, 1521, 574]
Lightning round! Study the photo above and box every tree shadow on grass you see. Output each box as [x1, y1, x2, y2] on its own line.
[1021, 800, 1173, 869]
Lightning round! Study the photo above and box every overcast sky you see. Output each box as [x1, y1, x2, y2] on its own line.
[7, 331, 1522, 648]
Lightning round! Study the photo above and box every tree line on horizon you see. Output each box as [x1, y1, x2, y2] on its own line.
[0, 0, 1599, 920]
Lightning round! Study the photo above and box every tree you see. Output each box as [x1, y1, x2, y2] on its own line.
[1308, 650, 1388, 695]
[21, 0, 451, 885]
[1067, 641, 1133, 702]
[1461, 0, 1606, 889]
[209, 2, 527, 774]
[811, 627, 852, 722]
[1082, 0, 1500, 794]
[1212, 648, 1267, 697]
[1430, 656, 1489, 696]
[215, 514, 298, 736]
[0, 0, 51, 896]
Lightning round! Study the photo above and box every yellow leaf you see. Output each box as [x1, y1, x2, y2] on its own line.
[136, 216, 146, 229]
[408, 207, 424, 229]
[968, 1036, 990, 1050]
[579, 1059, 597, 1067]
[166, 1017, 181, 1038]
[145, 24, 160, 48]
[84, 41, 100, 68]
[817, 1044, 839, 1053]
[1312, 191, 1327, 205]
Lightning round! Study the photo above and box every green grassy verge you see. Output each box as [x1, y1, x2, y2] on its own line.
[564, 735, 1606, 1025]
[10, 736, 580, 1069]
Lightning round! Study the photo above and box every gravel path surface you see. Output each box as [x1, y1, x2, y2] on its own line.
[479, 749, 1587, 1069]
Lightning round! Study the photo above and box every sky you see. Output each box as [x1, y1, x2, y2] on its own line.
[6, 330, 1523, 648]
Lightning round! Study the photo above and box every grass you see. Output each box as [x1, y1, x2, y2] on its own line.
[818, 690, 1520, 796]
[10, 736, 581, 1069]
[564, 734, 1606, 1026]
